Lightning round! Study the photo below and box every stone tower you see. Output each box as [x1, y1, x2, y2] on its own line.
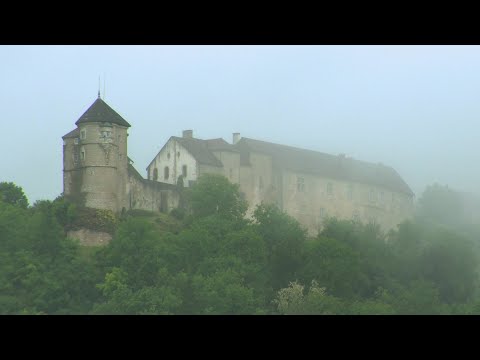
[62, 93, 131, 213]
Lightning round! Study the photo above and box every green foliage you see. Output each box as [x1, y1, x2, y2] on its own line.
[0, 181, 28, 209]
[187, 173, 247, 221]
[274, 280, 346, 315]
[0, 197, 101, 314]
[126, 209, 157, 218]
[299, 236, 363, 298]
[318, 218, 393, 298]
[2, 179, 480, 314]
[376, 281, 446, 315]
[420, 228, 477, 304]
[170, 207, 185, 220]
[69, 207, 117, 233]
[254, 203, 306, 291]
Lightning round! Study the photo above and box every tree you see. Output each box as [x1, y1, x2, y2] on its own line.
[376, 280, 445, 315]
[319, 218, 394, 298]
[0, 182, 28, 209]
[186, 174, 247, 221]
[299, 235, 363, 298]
[253, 203, 307, 292]
[273, 280, 345, 315]
[417, 183, 464, 227]
[420, 228, 477, 304]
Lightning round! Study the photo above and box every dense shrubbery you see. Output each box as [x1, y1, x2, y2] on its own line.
[2, 177, 480, 314]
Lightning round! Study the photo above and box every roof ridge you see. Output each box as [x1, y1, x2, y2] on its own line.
[239, 137, 414, 196]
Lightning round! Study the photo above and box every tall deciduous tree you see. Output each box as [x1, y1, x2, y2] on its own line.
[0, 182, 28, 209]
[253, 203, 306, 292]
[187, 174, 247, 221]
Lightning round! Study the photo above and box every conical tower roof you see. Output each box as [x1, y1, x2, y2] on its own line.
[75, 97, 131, 127]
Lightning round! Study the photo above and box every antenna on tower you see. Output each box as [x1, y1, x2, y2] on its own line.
[98, 76, 101, 98]
[103, 73, 106, 101]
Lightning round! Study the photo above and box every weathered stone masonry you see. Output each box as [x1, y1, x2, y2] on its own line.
[63, 95, 414, 236]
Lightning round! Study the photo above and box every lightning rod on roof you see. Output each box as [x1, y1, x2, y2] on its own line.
[103, 72, 106, 101]
[98, 76, 101, 99]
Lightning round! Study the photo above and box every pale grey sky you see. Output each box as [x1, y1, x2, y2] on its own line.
[1, 45, 478, 204]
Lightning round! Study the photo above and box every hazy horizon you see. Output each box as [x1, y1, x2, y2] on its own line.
[1, 45, 478, 204]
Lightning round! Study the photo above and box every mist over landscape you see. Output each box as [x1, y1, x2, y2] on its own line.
[1, 45, 479, 203]
[2, 45, 480, 315]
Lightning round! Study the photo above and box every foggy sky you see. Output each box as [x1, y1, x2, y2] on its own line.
[1, 45, 478, 204]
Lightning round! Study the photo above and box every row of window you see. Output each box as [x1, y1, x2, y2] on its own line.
[166, 151, 181, 160]
[75, 129, 118, 142]
[152, 165, 187, 181]
[296, 176, 397, 204]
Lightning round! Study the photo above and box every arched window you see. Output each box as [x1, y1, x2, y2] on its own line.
[153, 168, 158, 181]
[182, 165, 187, 177]
[164, 166, 170, 180]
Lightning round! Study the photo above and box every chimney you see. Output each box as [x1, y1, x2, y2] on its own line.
[233, 132, 241, 144]
[182, 130, 193, 139]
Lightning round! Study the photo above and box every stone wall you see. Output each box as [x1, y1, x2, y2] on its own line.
[281, 169, 414, 235]
[211, 150, 241, 184]
[127, 165, 180, 213]
[67, 228, 112, 246]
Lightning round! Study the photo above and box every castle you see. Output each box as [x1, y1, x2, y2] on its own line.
[63, 95, 415, 234]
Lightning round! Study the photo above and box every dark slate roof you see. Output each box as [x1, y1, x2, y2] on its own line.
[236, 137, 414, 196]
[75, 97, 131, 127]
[172, 136, 224, 167]
[62, 128, 79, 139]
[205, 138, 239, 152]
